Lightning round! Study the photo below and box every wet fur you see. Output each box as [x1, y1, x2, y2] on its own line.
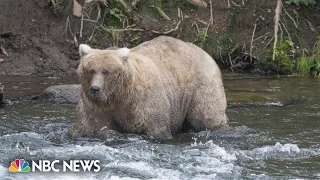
[75, 36, 228, 139]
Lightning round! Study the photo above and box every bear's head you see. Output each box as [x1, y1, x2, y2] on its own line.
[78, 44, 131, 102]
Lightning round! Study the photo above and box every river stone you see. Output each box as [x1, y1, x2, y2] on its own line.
[42, 84, 81, 104]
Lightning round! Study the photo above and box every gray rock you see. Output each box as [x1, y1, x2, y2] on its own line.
[42, 84, 81, 104]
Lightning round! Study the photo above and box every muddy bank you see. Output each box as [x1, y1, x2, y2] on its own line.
[0, 0, 319, 75]
[0, 0, 79, 76]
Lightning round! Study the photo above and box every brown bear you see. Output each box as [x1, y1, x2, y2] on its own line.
[75, 36, 228, 139]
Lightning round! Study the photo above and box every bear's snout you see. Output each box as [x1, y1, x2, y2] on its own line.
[90, 85, 100, 97]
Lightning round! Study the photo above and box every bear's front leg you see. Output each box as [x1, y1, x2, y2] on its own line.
[136, 100, 173, 139]
[73, 98, 112, 137]
[146, 126, 173, 139]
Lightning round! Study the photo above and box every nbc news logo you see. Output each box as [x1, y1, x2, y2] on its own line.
[9, 159, 30, 172]
[9, 159, 100, 173]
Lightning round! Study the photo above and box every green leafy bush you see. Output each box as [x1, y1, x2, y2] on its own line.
[266, 39, 295, 74]
[50, 0, 64, 13]
[195, 28, 208, 47]
[310, 36, 320, 76]
[106, 0, 130, 28]
[297, 50, 312, 76]
[296, 36, 320, 76]
[265, 36, 320, 76]
[311, 58, 320, 76]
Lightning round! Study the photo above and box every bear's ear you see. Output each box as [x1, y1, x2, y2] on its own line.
[79, 44, 92, 57]
[118, 47, 130, 61]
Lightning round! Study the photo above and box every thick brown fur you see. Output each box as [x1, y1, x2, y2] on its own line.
[75, 36, 228, 139]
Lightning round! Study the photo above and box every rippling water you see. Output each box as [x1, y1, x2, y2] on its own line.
[0, 75, 319, 179]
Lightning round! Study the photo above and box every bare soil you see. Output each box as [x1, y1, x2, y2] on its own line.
[0, 0, 78, 76]
[0, 0, 319, 76]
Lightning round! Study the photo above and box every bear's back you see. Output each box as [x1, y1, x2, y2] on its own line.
[130, 36, 221, 85]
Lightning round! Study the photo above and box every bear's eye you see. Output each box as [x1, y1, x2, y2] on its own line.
[102, 70, 110, 75]
[89, 69, 95, 74]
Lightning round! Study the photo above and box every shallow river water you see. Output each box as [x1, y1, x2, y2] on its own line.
[0, 74, 319, 180]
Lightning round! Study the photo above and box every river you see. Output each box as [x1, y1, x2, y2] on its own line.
[0, 74, 319, 179]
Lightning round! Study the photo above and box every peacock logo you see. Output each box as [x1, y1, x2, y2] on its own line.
[9, 159, 31, 172]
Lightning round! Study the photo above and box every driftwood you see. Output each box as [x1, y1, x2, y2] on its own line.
[0, 46, 8, 57]
[156, 7, 171, 21]
[186, 0, 207, 8]
[152, 21, 181, 35]
[118, 0, 131, 12]
[250, 23, 257, 62]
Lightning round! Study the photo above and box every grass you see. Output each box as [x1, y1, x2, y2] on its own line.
[264, 36, 320, 77]
[297, 50, 312, 76]
[312, 58, 320, 76]
[195, 28, 208, 47]
[312, 37, 320, 76]
[106, 0, 130, 28]
[88, 0, 130, 45]
[266, 39, 295, 74]
[296, 36, 320, 76]
[51, 0, 64, 14]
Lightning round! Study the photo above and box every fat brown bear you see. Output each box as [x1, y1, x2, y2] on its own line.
[75, 36, 228, 139]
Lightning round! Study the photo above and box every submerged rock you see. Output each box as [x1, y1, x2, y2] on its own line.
[42, 84, 81, 104]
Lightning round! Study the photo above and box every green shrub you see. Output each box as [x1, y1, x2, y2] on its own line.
[310, 36, 320, 76]
[105, 0, 130, 28]
[195, 28, 208, 47]
[51, 0, 64, 13]
[266, 39, 294, 74]
[312, 58, 320, 76]
[296, 36, 320, 76]
[297, 50, 312, 76]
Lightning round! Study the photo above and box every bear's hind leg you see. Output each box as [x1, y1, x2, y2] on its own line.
[185, 86, 228, 132]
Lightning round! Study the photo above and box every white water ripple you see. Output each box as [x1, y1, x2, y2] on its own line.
[0, 133, 319, 180]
